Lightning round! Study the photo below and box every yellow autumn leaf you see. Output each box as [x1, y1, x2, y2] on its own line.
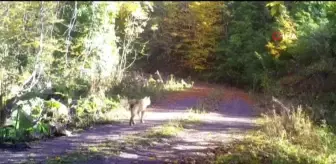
[279, 44, 286, 50]
[270, 49, 278, 55]
[266, 42, 275, 49]
[271, 7, 277, 16]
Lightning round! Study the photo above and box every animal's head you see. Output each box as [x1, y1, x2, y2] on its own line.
[143, 96, 151, 106]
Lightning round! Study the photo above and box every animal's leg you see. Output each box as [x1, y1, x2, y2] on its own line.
[140, 111, 145, 123]
[129, 111, 136, 126]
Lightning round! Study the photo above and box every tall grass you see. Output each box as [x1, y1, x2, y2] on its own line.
[214, 99, 336, 164]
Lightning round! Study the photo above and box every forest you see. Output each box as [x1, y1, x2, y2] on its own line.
[1, 1, 336, 164]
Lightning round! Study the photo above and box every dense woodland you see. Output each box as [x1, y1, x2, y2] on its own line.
[1, 1, 336, 164]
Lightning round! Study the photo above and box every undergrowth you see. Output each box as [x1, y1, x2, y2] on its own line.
[212, 103, 336, 164]
[109, 72, 194, 103]
[0, 71, 194, 144]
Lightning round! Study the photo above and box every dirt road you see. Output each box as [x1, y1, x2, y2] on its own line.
[0, 83, 258, 164]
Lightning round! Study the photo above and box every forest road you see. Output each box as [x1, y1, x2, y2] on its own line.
[0, 83, 258, 164]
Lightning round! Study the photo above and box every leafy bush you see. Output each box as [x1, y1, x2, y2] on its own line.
[0, 94, 124, 143]
[67, 96, 123, 129]
[1, 97, 49, 142]
[213, 2, 276, 90]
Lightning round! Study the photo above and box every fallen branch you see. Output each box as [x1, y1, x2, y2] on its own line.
[1, 64, 44, 120]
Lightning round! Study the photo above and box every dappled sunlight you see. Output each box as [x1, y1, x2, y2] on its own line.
[143, 110, 256, 125]
[84, 133, 122, 141]
[119, 152, 139, 159]
[173, 144, 209, 151]
[0, 1, 335, 164]
[0, 81, 259, 164]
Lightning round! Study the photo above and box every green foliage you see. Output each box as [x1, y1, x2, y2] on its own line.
[0, 97, 48, 142]
[68, 96, 123, 129]
[0, 1, 156, 142]
[213, 2, 275, 88]
[0, 95, 125, 143]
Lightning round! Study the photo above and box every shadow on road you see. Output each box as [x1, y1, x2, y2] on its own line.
[0, 87, 259, 164]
